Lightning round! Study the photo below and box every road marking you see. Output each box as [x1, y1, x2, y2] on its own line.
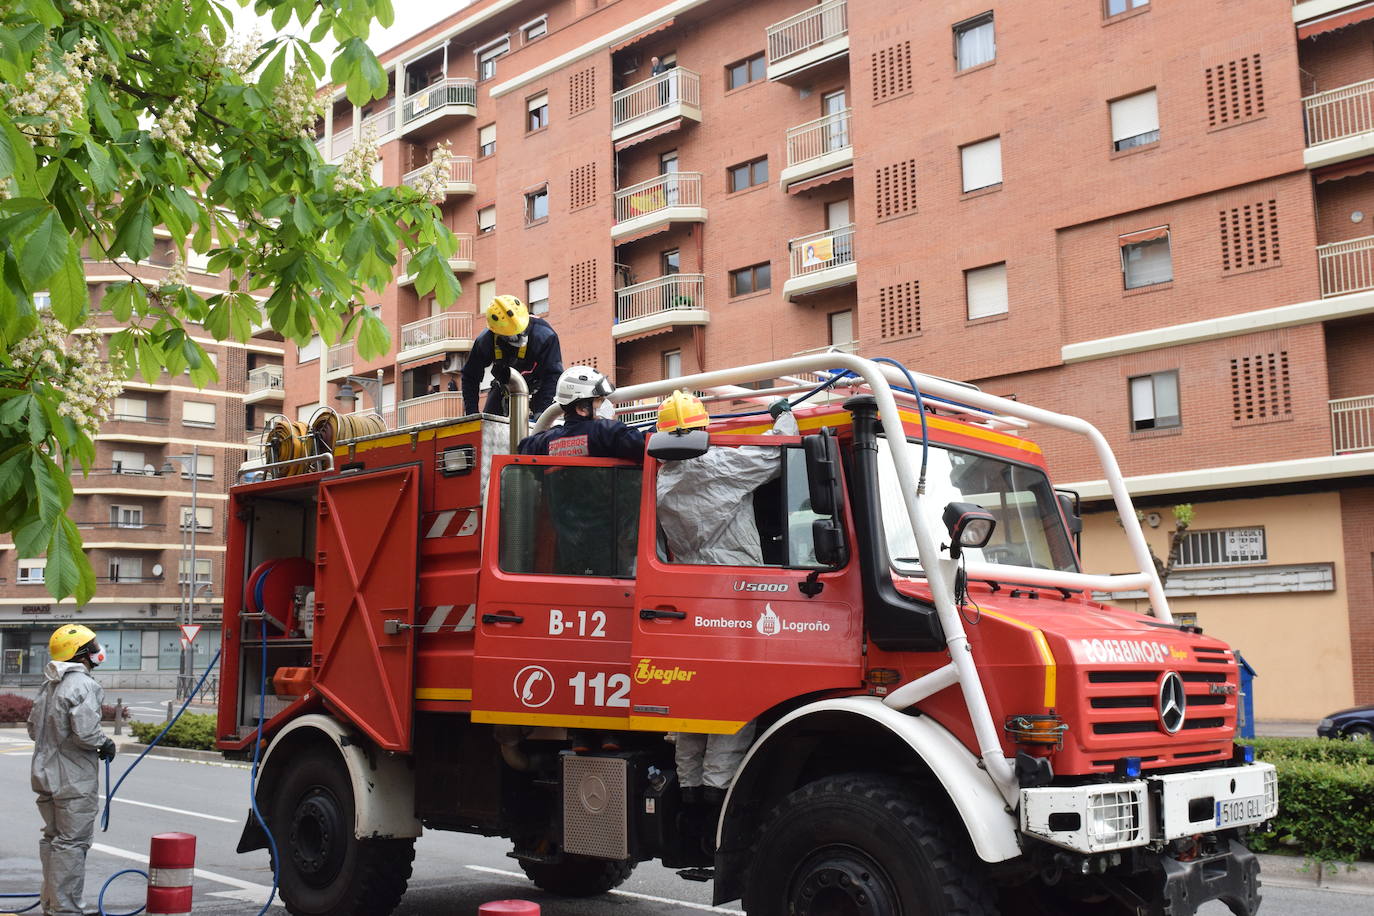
[93, 842, 277, 902]
[103, 795, 237, 823]
[464, 865, 739, 912]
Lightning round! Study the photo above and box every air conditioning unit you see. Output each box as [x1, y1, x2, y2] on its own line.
[442, 354, 464, 373]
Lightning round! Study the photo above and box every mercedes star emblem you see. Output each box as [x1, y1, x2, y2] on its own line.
[1158, 671, 1187, 734]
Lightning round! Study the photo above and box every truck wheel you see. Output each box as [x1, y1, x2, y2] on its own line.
[518, 854, 636, 897]
[743, 773, 995, 916]
[272, 750, 416, 916]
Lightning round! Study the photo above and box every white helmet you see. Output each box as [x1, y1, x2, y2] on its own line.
[555, 365, 614, 406]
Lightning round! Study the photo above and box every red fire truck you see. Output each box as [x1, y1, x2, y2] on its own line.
[217, 355, 1275, 916]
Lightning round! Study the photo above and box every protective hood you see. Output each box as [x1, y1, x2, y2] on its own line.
[43, 659, 88, 683]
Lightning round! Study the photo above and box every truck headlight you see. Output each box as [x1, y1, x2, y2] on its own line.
[1088, 789, 1144, 848]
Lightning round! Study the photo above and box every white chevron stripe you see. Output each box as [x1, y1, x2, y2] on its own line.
[454, 604, 477, 632]
[456, 509, 479, 536]
[426, 510, 457, 539]
[422, 605, 454, 633]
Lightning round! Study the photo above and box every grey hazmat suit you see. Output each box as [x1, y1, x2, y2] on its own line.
[27, 659, 106, 916]
[656, 408, 799, 790]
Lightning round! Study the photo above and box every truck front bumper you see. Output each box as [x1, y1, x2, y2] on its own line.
[1019, 762, 1278, 854]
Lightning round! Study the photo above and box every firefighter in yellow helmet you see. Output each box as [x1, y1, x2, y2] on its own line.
[460, 294, 564, 418]
[653, 390, 797, 842]
[27, 624, 116, 916]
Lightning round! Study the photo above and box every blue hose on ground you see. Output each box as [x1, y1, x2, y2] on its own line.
[96, 868, 147, 916]
[101, 651, 222, 833]
[251, 611, 281, 916]
[0, 891, 41, 912]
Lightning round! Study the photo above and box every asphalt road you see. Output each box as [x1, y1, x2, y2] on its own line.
[0, 725, 1367, 916]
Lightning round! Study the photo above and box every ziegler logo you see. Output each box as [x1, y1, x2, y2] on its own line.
[733, 580, 789, 592]
[634, 659, 697, 686]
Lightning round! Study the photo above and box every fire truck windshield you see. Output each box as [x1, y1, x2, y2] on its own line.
[876, 437, 1079, 576]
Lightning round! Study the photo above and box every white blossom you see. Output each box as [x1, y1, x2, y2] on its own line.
[9, 313, 122, 443]
[335, 125, 380, 193]
[3, 38, 100, 143]
[408, 141, 453, 203]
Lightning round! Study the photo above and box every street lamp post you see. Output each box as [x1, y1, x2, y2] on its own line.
[162, 445, 200, 699]
[335, 369, 387, 417]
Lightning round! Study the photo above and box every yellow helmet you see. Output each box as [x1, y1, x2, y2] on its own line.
[656, 389, 710, 433]
[49, 624, 99, 663]
[485, 295, 529, 338]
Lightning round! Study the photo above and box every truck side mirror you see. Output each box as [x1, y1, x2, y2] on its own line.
[803, 430, 843, 517]
[647, 429, 709, 461]
[1056, 489, 1082, 554]
[812, 517, 848, 568]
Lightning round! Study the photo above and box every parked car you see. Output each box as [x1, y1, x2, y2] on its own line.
[1317, 705, 1374, 739]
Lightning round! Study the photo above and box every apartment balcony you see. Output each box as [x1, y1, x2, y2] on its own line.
[613, 274, 708, 341]
[244, 365, 284, 405]
[780, 109, 853, 189]
[361, 102, 396, 140]
[766, 0, 849, 82]
[401, 78, 477, 139]
[611, 69, 701, 145]
[330, 124, 354, 160]
[402, 156, 476, 199]
[326, 341, 354, 380]
[1303, 79, 1374, 168]
[73, 522, 169, 546]
[783, 225, 857, 302]
[1317, 234, 1374, 297]
[612, 172, 706, 242]
[1332, 395, 1374, 454]
[396, 391, 465, 426]
[314, 136, 328, 158]
[72, 467, 174, 493]
[398, 312, 475, 366]
[398, 234, 476, 286]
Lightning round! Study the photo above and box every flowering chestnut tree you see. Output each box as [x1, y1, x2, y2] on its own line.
[0, 0, 462, 602]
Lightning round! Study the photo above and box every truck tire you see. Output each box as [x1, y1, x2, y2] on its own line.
[272, 750, 416, 916]
[518, 854, 636, 897]
[743, 773, 995, 916]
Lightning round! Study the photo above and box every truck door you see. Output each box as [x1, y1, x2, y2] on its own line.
[630, 440, 863, 735]
[314, 465, 420, 751]
[472, 455, 641, 730]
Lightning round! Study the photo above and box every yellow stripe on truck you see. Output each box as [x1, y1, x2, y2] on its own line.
[976, 608, 1058, 709]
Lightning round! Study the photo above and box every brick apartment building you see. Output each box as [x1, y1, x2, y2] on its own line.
[284, 0, 1374, 719]
[0, 238, 286, 686]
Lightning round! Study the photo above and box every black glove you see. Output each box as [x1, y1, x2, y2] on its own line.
[98, 737, 116, 762]
[769, 398, 792, 419]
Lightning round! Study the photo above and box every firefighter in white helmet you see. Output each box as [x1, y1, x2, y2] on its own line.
[27, 624, 116, 916]
[518, 365, 644, 459]
[653, 390, 797, 828]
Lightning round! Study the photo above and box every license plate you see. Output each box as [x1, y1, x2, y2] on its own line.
[1215, 794, 1265, 827]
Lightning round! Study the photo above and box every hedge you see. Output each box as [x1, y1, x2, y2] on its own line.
[0, 693, 125, 723]
[1246, 738, 1374, 863]
[129, 712, 217, 751]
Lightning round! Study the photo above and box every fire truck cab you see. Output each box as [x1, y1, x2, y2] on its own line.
[218, 354, 1276, 916]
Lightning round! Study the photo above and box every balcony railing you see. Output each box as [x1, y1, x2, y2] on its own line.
[402, 155, 475, 193]
[786, 109, 852, 168]
[402, 78, 477, 125]
[616, 273, 706, 324]
[1332, 395, 1374, 454]
[247, 365, 284, 394]
[789, 225, 856, 277]
[396, 391, 465, 426]
[327, 341, 354, 374]
[1317, 234, 1374, 297]
[401, 312, 474, 353]
[330, 124, 354, 159]
[612, 68, 701, 129]
[614, 172, 704, 223]
[767, 0, 848, 67]
[1304, 79, 1374, 146]
[361, 103, 396, 137]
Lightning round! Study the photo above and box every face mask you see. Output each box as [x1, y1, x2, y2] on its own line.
[595, 399, 616, 420]
[88, 642, 106, 667]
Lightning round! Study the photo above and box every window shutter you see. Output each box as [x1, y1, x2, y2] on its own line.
[527, 92, 548, 113]
[1154, 374, 1179, 422]
[527, 275, 549, 302]
[1110, 90, 1159, 142]
[478, 206, 496, 230]
[829, 310, 854, 345]
[183, 401, 216, 425]
[1130, 376, 1155, 423]
[966, 263, 1008, 319]
[960, 137, 1002, 192]
[479, 124, 495, 146]
[1118, 226, 1169, 246]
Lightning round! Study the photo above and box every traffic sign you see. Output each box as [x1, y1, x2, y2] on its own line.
[180, 624, 202, 644]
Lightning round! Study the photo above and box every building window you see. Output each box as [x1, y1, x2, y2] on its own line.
[298, 335, 322, 363]
[111, 505, 143, 528]
[1120, 227, 1172, 289]
[527, 275, 550, 315]
[729, 157, 769, 192]
[182, 401, 216, 428]
[112, 449, 146, 475]
[180, 454, 214, 480]
[1110, 89, 1159, 151]
[178, 557, 213, 585]
[477, 204, 496, 234]
[965, 262, 1008, 319]
[730, 262, 771, 296]
[112, 396, 147, 422]
[478, 123, 495, 157]
[17, 558, 46, 584]
[663, 349, 682, 379]
[960, 136, 1002, 192]
[1105, 0, 1149, 17]
[180, 505, 213, 531]
[296, 402, 318, 423]
[525, 186, 549, 224]
[107, 556, 143, 583]
[521, 16, 547, 43]
[1176, 527, 1266, 568]
[953, 12, 995, 71]
[726, 53, 766, 90]
[526, 91, 549, 132]
[477, 36, 510, 81]
[1129, 371, 1180, 431]
[478, 280, 496, 311]
[829, 310, 854, 348]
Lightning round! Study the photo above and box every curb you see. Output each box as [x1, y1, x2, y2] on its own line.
[1259, 854, 1374, 894]
[116, 741, 244, 765]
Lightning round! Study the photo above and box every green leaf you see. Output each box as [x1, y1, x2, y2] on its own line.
[47, 241, 87, 327]
[31, 451, 64, 525]
[46, 515, 96, 604]
[0, 119, 13, 181]
[84, 140, 116, 193]
[111, 198, 153, 262]
[19, 209, 67, 286]
[258, 44, 287, 94]
[356, 307, 390, 360]
[0, 446, 30, 505]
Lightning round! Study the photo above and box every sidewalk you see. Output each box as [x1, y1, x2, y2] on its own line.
[1261, 855, 1374, 894]
[1255, 720, 1321, 738]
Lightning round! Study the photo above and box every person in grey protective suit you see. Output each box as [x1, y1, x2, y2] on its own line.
[27, 624, 117, 916]
[653, 391, 798, 813]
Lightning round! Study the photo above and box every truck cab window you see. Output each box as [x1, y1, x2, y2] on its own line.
[499, 464, 641, 577]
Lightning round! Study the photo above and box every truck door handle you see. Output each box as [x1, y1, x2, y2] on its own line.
[482, 613, 525, 625]
[640, 608, 686, 620]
